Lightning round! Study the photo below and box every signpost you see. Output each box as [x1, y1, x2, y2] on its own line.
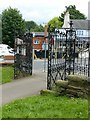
[42, 42, 48, 72]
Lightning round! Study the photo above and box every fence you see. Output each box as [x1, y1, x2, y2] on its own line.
[47, 21, 90, 89]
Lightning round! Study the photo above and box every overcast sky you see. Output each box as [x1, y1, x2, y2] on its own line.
[0, 0, 89, 25]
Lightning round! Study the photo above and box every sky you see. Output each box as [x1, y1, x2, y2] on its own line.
[0, 0, 89, 25]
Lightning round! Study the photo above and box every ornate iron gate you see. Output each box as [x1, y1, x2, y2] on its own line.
[14, 32, 33, 79]
[47, 21, 90, 90]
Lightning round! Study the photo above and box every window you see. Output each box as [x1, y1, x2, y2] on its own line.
[76, 31, 79, 35]
[34, 40, 40, 44]
[76, 30, 83, 36]
[81, 31, 83, 35]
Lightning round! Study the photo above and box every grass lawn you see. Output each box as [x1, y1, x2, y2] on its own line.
[0, 66, 14, 84]
[2, 95, 88, 118]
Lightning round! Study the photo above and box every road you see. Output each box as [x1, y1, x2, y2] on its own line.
[33, 59, 48, 72]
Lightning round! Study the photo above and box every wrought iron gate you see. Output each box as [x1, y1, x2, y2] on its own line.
[47, 21, 90, 90]
[14, 32, 33, 79]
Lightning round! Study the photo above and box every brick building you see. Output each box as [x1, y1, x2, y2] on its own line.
[32, 25, 48, 58]
[32, 32, 46, 50]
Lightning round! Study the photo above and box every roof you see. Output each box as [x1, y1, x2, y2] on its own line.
[32, 32, 45, 37]
[71, 20, 90, 30]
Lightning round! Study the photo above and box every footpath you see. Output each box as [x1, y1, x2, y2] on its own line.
[1, 70, 47, 105]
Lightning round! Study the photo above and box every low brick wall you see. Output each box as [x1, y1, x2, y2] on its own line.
[0, 55, 14, 65]
[4, 56, 14, 60]
[54, 75, 89, 98]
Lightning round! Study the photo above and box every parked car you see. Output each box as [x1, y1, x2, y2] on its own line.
[0, 44, 14, 56]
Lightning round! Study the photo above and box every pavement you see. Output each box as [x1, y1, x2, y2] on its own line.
[1, 60, 47, 105]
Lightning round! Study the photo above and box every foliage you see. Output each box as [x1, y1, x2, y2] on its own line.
[59, 5, 86, 22]
[25, 21, 44, 32]
[34, 24, 44, 32]
[0, 66, 14, 84]
[2, 95, 88, 118]
[48, 5, 86, 32]
[48, 17, 63, 32]
[25, 21, 37, 31]
[31, 24, 44, 32]
[2, 7, 26, 48]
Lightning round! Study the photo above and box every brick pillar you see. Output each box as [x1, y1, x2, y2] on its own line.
[44, 25, 48, 38]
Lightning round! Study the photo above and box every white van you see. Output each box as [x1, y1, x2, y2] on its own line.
[0, 44, 14, 56]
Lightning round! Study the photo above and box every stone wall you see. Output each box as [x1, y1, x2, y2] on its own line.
[54, 75, 90, 98]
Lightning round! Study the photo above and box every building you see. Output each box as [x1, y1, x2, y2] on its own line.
[32, 32, 46, 50]
[15, 25, 48, 59]
[54, 12, 90, 58]
[32, 25, 48, 58]
[62, 19, 89, 48]
[72, 20, 90, 39]
[55, 11, 90, 47]
[59, 19, 90, 58]
[59, 12, 90, 41]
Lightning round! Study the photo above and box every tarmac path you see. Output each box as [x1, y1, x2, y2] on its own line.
[1, 60, 47, 105]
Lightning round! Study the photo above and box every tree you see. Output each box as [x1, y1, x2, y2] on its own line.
[25, 21, 37, 31]
[32, 24, 44, 32]
[59, 5, 86, 22]
[38, 24, 44, 32]
[25, 21, 44, 32]
[48, 17, 63, 32]
[2, 7, 26, 47]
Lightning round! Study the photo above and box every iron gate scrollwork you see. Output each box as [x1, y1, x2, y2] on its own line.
[47, 21, 90, 90]
[14, 32, 33, 79]
[65, 21, 76, 76]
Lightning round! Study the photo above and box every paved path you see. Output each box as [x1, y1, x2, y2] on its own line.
[1, 65, 47, 105]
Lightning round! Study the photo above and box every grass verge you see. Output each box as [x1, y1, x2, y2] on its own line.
[2, 95, 88, 118]
[0, 66, 14, 84]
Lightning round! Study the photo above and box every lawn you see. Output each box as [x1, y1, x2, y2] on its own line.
[0, 66, 14, 84]
[2, 95, 88, 118]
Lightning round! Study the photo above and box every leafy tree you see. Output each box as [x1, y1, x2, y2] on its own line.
[48, 17, 63, 32]
[2, 7, 26, 47]
[25, 21, 44, 32]
[59, 5, 86, 22]
[38, 24, 44, 32]
[25, 21, 37, 31]
[32, 24, 44, 32]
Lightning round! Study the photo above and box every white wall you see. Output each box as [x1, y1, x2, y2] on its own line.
[56, 28, 90, 38]
[76, 30, 89, 37]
